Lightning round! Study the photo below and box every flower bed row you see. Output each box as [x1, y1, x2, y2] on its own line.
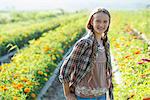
[0, 11, 61, 24]
[111, 32, 149, 100]
[110, 10, 149, 100]
[0, 13, 87, 99]
[0, 12, 86, 57]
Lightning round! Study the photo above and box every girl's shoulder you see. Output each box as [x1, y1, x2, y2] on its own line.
[75, 34, 93, 47]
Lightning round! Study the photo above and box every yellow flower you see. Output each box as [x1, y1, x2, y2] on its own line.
[0, 86, 8, 91]
[13, 96, 18, 100]
[115, 43, 120, 48]
[134, 50, 141, 54]
[26, 81, 32, 86]
[21, 77, 28, 82]
[44, 73, 48, 77]
[32, 75, 35, 78]
[44, 78, 48, 81]
[0, 66, 2, 71]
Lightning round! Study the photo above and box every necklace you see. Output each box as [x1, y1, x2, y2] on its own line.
[97, 40, 105, 52]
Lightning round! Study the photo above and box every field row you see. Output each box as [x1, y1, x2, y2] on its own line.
[0, 11, 62, 24]
[0, 13, 87, 99]
[0, 12, 86, 57]
[110, 10, 149, 100]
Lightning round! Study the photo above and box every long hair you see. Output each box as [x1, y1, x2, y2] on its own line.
[86, 8, 111, 45]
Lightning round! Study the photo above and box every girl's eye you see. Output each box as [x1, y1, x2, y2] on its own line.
[104, 20, 108, 23]
[96, 20, 101, 23]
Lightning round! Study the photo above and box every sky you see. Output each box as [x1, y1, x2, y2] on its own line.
[0, 0, 149, 12]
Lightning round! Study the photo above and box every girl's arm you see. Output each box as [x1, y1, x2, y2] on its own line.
[59, 39, 90, 84]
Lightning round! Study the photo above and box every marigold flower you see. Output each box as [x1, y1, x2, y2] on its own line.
[143, 97, 150, 100]
[26, 81, 32, 86]
[0, 86, 8, 91]
[21, 77, 28, 82]
[114, 43, 120, 48]
[59, 50, 64, 53]
[38, 71, 43, 75]
[24, 88, 30, 93]
[134, 50, 141, 54]
[15, 83, 23, 90]
[13, 96, 18, 100]
[140, 74, 147, 78]
[31, 93, 36, 98]
[45, 69, 49, 72]
[0, 66, 2, 71]
[125, 55, 130, 59]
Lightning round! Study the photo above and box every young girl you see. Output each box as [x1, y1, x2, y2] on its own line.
[59, 8, 114, 100]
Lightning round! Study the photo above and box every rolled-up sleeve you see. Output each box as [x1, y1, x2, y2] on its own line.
[59, 39, 90, 83]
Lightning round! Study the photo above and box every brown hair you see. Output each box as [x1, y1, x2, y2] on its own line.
[86, 7, 111, 43]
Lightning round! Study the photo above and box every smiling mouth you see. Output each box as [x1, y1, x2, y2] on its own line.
[97, 28, 104, 30]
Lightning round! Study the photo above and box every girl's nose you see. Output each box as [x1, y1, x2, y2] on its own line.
[99, 23, 104, 27]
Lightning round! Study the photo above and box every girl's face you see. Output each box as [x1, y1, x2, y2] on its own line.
[91, 12, 110, 35]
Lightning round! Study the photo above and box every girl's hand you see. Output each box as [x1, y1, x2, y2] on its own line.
[66, 93, 77, 100]
[108, 79, 111, 88]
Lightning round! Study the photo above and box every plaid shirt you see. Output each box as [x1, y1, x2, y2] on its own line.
[59, 32, 114, 99]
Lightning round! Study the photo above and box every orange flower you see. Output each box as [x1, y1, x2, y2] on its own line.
[59, 50, 64, 54]
[14, 83, 24, 90]
[43, 46, 52, 52]
[140, 74, 147, 78]
[31, 93, 36, 98]
[125, 55, 130, 59]
[13, 96, 18, 100]
[38, 71, 43, 75]
[143, 97, 150, 100]
[45, 69, 49, 72]
[134, 50, 141, 54]
[24, 88, 30, 93]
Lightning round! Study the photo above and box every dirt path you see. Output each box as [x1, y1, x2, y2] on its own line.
[40, 76, 66, 100]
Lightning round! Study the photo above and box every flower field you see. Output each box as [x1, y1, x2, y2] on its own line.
[0, 9, 149, 100]
[0, 12, 87, 99]
[109, 10, 150, 100]
[0, 12, 85, 57]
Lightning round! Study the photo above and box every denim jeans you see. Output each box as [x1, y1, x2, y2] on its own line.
[76, 94, 106, 100]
